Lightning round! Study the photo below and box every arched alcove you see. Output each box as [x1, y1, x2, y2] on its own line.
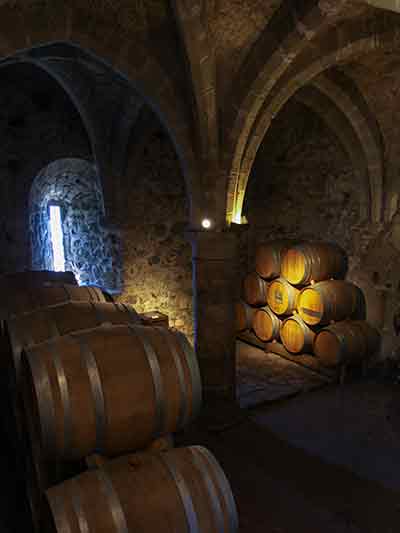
[29, 158, 122, 293]
[242, 98, 360, 269]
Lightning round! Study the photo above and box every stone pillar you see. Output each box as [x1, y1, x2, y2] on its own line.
[188, 229, 239, 402]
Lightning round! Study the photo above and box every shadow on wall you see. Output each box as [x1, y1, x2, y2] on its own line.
[29, 158, 122, 294]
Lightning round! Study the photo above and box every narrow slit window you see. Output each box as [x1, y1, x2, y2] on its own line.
[49, 205, 66, 271]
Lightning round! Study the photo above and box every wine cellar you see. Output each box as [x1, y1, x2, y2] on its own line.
[0, 271, 237, 532]
[1, 2, 400, 532]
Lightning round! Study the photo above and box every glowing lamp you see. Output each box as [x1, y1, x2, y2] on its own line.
[201, 218, 212, 229]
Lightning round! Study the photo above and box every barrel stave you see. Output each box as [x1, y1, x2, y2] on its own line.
[45, 446, 238, 533]
[22, 325, 201, 463]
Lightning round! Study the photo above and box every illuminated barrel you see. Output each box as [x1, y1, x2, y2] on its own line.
[252, 306, 281, 342]
[313, 320, 380, 367]
[280, 315, 316, 354]
[281, 242, 347, 285]
[267, 277, 300, 316]
[21, 324, 202, 463]
[255, 240, 292, 280]
[44, 446, 238, 533]
[234, 301, 255, 332]
[297, 280, 365, 326]
[243, 272, 268, 307]
[1, 283, 108, 320]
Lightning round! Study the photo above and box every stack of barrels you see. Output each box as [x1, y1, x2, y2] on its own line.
[1, 270, 238, 533]
[236, 240, 380, 369]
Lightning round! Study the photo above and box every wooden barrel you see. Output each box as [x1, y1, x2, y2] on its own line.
[44, 446, 238, 533]
[267, 277, 300, 316]
[243, 272, 268, 306]
[280, 315, 316, 354]
[297, 280, 365, 326]
[0, 270, 76, 287]
[234, 301, 255, 332]
[313, 320, 380, 367]
[21, 324, 202, 463]
[25, 434, 176, 533]
[252, 306, 281, 342]
[281, 242, 347, 285]
[5, 301, 140, 386]
[255, 240, 292, 279]
[2, 283, 108, 320]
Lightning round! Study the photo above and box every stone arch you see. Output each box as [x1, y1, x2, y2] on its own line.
[226, 17, 393, 225]
[0, 3, 203, 225]
[29, 158, 122, 293]
[224, 0, 351, 222]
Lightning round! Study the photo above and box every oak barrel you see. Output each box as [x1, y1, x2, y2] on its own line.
[21, 324, 202, 463]
[243, 272, 268, 306]
[313, 320, 380, 367]
[44, 446, 238, 533]
[255, 240, 292, 279]
[234, 301, 255, 332]
[297, 280, 365, 326]
[1, 284, 108, 320]
[4, 301, 140, 456]
[280, 314, 316, 354]
[252, 306, 281, 342]
[281, 242, 347, 285]
[0, 270, 76, 287]
[267, 277, 300, 316]
[6, 301, 140, 386]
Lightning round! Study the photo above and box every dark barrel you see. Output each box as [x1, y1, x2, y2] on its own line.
[234, 301, 255, 332]
[313, 320, 380, 367]
[44, 447, 238, 533]
[243, 272, 269, 307]
[1, 284, 108, 320]
[255, 240, 292, 280]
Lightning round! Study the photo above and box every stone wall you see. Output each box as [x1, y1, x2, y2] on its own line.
[30, 158, 123, 293]
[0, 62, 92, 274]
[115, 127, 193, 341]
[243, 99, 363, 272]
[241, 97, 393, 363]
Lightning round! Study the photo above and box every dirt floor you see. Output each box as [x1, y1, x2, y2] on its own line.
[178, 341, 400, 533]
[2, 340, 399, 532]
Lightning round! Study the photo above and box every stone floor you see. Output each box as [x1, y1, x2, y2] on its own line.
[236, 340, 332, 407]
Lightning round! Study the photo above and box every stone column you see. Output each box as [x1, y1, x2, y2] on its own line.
[188, 229, 239, 402]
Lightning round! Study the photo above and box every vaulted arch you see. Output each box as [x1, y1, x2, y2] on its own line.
[0, 2, 203, 224]
[226, 14, 393, 224]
